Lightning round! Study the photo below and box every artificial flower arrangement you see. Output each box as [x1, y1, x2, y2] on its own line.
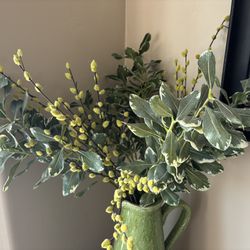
[1, 16, 250, 250]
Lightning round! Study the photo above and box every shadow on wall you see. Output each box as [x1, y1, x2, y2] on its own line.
[0, 163, 114, 250]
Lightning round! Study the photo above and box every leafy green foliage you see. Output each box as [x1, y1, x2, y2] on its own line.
[126, 50, 250, 203]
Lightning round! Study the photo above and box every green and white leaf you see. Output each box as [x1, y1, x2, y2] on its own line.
[193, 161, 224, 175]
[161, 131, 178, 167]
[202, 107, 231, 150]
[62, 171, 83, 196]
[153, 163, 169, 183]
[119, 160, 151, 174]
[0, 74, 9, 88]
[79, 151, 104, 173]
[48, 149, 65, 177]
[198, 50, 216, 88]
[149, 95, 172, 117]
[0, 151, 14, 174]
[129, 94, 158, 122]
[15, 158, 36, 178]
[178, 116, 201, 130]
[74, 181, 98, 198]
[177, 90, 200, 121]
[177, 141, 190, 163]
[30, 127, 53, 142]
[228, 129, 248, 149]
[233, 108, 250, 127]
[159, 83, 179, 115]
[144, 147, 157, 164]
[3, 160, 22, 191]
[184, 130, 207, 151]
[161, 188, 180, 206]
[33, 167, 51, 189]
[197, 84, 209, 110]
[190, 149, 215, 164]
[214, 99, 242, 125]
[127, 123, 159, 138]
[185, 167, 210, 191]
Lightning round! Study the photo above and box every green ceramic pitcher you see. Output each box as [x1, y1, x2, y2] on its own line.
[113, 200, 191, 250]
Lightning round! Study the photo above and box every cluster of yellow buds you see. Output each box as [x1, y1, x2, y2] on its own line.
[13, 49, 23, 66]
[101, 239, 112, 250]
[53, 134, 68, 144]
[69, 162, 81, 172]
[70, 114, 83, 127]
[45, 101, 67, 122]
[104, 197, 134, 250]
[24, 138, 36, 148]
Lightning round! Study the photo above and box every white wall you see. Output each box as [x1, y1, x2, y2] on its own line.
[126, 1, 250, 250]
[0, 1, 125, 250]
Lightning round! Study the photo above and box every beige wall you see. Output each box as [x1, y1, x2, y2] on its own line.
[126, 1, 250, 250]
[0, 1, 125, 250]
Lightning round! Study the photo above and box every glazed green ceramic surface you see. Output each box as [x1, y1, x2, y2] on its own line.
[113, 200, 191, 250]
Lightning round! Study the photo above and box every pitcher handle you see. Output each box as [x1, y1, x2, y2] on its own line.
[161, 200, 191, 250]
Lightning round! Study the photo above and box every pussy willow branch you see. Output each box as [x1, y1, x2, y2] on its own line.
[0, 72, 46, 108]
[192, 17, 229, 91]
[15, 61, 120, 178]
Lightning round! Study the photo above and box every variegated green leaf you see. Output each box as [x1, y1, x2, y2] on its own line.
[127, 123, 159, 138]
[30, 127, 53, 143]
[214, 100, 242, 125]
[62, 171, 83, 196]
[74, 181, 97, 198]
[185, 167, 210, 191]
[194, 161, 224, 175]
[178, 116, 201, 130]
[144, 147, 157, 164]
[228, 129, 248, 149]
[161, 188, 180, 206]
[48, 149, 65, 177]
[79, 151, 104, 173]
[33, 167, 50, 189]
[3, 160, 22, 191]
[202, 107, 231, 150]
[190, 149, 215, 164]
[119, 160, 151, 174]
[177, 90, 200, 120]
[184, 130, 207, 151]
[198, 50, 216, 88]
[232, 108, 250, 127]
[159, 83, 179, 115]
[177, 141, 190, 163]
[0, 151, 14, 174]
[162, 131, 178, 166]
[129, 94, 158, 121]
[149, 95, 172, 117]
[167, 165, 185, 184]
[197, 84, 209, 110]
[153, 163, 169, 183]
